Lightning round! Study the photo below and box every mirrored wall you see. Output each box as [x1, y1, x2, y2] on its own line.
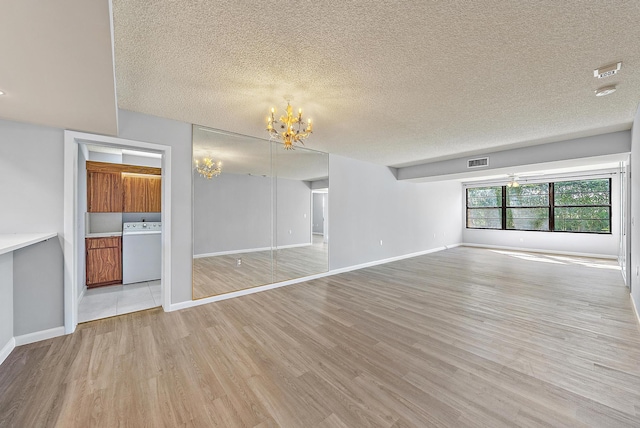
[192, 125, 329, 299]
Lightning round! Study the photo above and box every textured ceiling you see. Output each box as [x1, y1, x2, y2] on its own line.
[0, 0, 117, 135]
[113, 1, 640, 167]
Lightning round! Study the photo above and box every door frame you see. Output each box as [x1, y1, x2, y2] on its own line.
[63, 130, 173, 334]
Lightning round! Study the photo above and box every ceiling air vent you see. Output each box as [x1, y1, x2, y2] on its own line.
[467, 157, 489, 168]
[594, 62, 622, 79]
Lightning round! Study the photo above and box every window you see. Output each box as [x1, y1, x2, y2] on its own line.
[466, 178, 611, 234]
[506, 183, 549, 231]
[553, 179, 611, 233]
[466, 186, 502, 229]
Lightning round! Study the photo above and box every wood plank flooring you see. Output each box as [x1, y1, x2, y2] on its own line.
[1, 246, 640, 427]
[193, 235, 328, 298]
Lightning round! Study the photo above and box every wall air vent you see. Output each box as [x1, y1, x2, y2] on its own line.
[467, 157, 489, 168]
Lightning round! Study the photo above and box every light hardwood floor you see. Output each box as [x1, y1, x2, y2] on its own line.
[1, 247, 639, 427]
[193, 235, 328, 298]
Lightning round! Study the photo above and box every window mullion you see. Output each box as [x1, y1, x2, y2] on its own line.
[501, 186, 507, 230]
[549, 182, 555, 232]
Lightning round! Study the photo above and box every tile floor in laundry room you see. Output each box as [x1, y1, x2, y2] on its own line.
[78, 280, 161, 322]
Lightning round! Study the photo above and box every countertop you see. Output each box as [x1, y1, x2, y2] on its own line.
[85, 232, 122, 238]
[0, 233, 58, 256]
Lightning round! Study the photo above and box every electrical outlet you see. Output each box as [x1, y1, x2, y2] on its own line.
[236, 258, 242, 266]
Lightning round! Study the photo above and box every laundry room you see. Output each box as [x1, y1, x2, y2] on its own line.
[77, 144, 163, 322]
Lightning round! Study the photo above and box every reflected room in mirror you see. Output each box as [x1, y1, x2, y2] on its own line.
[192, 125, 329, 299]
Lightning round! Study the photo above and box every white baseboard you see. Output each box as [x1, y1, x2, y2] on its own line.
[461, 243, 617, 260]
[78, 285, 86, 302]
[14, 326, 65, 346]
[631, 294, 640, 328]
[194, 243, 313, 259]
[170, 243, 461, 312]
[277, 242, 312, 249]
[0, 337, 15, 366]
[194, 246, 271, 259]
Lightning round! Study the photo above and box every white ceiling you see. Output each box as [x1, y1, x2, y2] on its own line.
[112, 0, 640, 167]
[0, 0, 118, 135]
[2, 2, 640, 169]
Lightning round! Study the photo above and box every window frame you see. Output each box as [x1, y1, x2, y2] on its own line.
[505, 182, 550, 232]
[465, 178, 612, 235]
[551, 178, 612, 235]
[465, 186, 504, 230]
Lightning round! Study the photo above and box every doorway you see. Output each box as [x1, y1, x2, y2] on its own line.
[63, 131, 172, 334]
[312, 188, 329, 245]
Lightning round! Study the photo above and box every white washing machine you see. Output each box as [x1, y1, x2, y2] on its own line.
[122, 222, 162, 284]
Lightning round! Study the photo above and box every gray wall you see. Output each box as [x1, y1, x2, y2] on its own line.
[193, 174, 312, 255]
[329, 154, 463, 270]
[398, 131, 631, 181]
[122, 153, 162, 168]
[0, 253, 13, 350]
[313, 193, 325, 234]
[276, 178, 311, 247]
[0, 118, 65, 336]
[89, 151, 122, 163]
[194, 173, 272, 255]
[117, 109, 194, 304]
[13, 238, 63, 335]
[631, 105, 640, 313]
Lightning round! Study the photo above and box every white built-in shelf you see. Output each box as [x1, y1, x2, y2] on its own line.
[0, 233, 58, 256]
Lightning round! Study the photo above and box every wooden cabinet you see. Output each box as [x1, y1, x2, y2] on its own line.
[87, 171, 123, 212]
[123, 174, 162, 213]
[86, 237, 122, 287]
[86, 161, 161, 213]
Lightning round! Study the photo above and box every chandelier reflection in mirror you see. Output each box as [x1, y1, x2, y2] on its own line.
[194, 157, 222, 179]
[266, 102, 313, 149]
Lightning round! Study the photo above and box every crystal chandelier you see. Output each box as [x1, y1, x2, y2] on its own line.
[194, 157, 222, 179]
[266, 102, 313, 149]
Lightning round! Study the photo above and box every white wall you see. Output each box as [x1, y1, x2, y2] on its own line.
[329, 155, 462, 270]
[463, 171, 621, 257]
[630, 105, 640, 315]
[77, 147, 87, 297]
[117, 109, 194, 304]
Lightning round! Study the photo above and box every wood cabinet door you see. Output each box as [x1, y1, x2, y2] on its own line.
[123, 174, 162, 212]
[86, 238, 122, 287]
[123, 175, 147, 212]
[88, 172, 123, 212]
[146, 176, 162, 213]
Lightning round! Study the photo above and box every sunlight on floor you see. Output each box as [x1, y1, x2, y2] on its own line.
[490, 250, 621, 270]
